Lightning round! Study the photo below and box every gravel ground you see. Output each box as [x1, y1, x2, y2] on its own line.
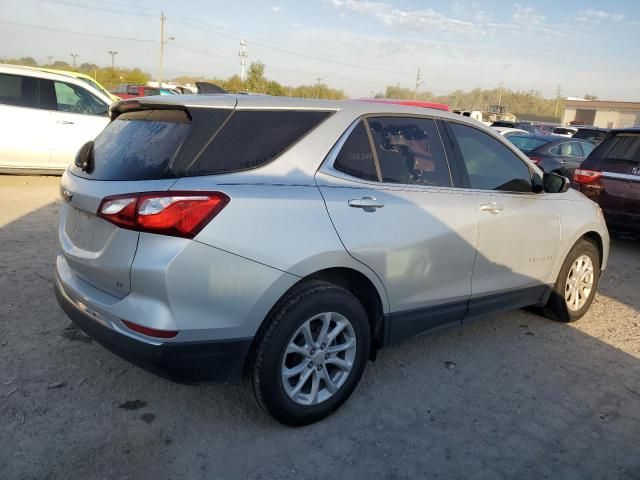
[1, 175, 639, 480]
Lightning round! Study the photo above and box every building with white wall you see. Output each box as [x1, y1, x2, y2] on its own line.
[562, 99, 640, 128]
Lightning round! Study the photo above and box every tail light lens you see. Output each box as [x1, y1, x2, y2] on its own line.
[98, 191, 229, 238]
[528, 156, 542, 164]
[574, 169, 602, 185]
[121, 319, 179, 339]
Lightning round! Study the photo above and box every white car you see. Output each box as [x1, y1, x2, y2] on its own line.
[492, 127, 530, 138]
[0, 65, 112, 173]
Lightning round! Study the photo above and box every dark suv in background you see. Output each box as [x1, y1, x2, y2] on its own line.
[575, 129, 640, 235]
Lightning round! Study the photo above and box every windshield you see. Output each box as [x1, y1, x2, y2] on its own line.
[79, 77, 112, 99]
[508, 136, 549, 153]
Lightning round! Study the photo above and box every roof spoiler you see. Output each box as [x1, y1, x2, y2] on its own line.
[196, 82, 228, 94]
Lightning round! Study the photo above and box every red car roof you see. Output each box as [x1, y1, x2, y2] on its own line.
[357, 98, 450, 112]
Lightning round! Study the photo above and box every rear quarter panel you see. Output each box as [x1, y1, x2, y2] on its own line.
[168, 179, 391, 314]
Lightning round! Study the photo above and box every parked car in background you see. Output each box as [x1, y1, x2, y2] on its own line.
[574, 129, 640, 235]
[491, 120, 517, 128]
[12, 64, 120, 102]
[515, 122, 559, 135]
[509, 134, 595, 178]
[573, 126, 610, 145]
[0, 65, 111, 173]
[492, 127, 530, 138]
[55, 95, 609, 426]
[112, 84, 175, 99]
[552, 126, 578, 137]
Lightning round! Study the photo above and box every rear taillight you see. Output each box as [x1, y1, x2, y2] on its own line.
[574, 169, 602, 185]
[121, 320, 178, 339]
[98, 191, 229, 238]
[528, 156, 542, 164]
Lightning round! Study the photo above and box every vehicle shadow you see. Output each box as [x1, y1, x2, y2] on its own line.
[1, 196, 639, 480]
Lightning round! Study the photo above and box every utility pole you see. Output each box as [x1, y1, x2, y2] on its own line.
[239, 41, 248, 82]
[158, 11, 175, 89]
[414, 68, 425, 100]
[498, 80, 504, 107]
[554, 84, 563, 119]
[46, 56, 53, 65]
[70, 53, 78, 68]
[108, 50, 118, 70]
[315, 77, 323, 99]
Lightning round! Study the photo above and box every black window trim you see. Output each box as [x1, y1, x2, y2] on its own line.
[550, 140, 583, 159]
[443, 119, 540, 195]
[324, 113, 459, 191]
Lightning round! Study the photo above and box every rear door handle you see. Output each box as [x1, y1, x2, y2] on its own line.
[348, 196, 385, 212]
[56, 120, 74, 125]
[480, 202, 503, 214]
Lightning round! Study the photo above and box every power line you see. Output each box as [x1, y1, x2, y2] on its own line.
[0, 19, 157, 43]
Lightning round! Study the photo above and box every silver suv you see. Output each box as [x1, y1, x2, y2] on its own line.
[55, 95, 609, 425]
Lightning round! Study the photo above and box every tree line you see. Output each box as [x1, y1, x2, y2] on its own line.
[6, 56, 590, 119]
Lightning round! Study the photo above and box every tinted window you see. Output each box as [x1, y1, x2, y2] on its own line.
[188, 110, 331, 176]
[589, 133, 640, 165]
[368, 117, 450, 187]
[550, 142, 582, 157]
[573, 129, 608, 144]
[71, 109, 191, 180]
[580, 141, 595, 156]
[0, 73, 38, 108]
[450, 123, 533, 192]
[333, 121, 378, 181]
[53, 81, 108, 116]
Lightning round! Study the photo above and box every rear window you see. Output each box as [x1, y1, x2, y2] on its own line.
[588, 133, 640, 166]
[71, 108, 331, 180]
[573, 129, 608, 143]
[71, 109, 192, 180]
[508, 136, 549, 153]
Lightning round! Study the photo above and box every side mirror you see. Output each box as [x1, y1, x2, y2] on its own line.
[543, 172, 570, 193]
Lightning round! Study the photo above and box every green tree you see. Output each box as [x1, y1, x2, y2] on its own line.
[246, 61, 267, 93]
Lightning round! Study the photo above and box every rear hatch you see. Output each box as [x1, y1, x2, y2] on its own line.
[59, 96, 333, 298]
[578, 131, 640, 214]
[59, 97, 236, 298]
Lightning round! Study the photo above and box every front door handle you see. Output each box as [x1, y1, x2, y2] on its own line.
[56, 120, 75, 125]
[480, 202, 503, 214]
[348, 196, 385, 212]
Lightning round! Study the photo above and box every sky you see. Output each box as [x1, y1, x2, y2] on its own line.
[1, 0, 639, 100]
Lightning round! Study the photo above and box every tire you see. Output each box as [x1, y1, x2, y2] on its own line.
[543, 238, 601, 322]
[251, 280, 370, 426]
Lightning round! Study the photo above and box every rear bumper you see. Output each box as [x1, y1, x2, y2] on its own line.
[602, 209, 640, 235]
[55, 277, 252, 384]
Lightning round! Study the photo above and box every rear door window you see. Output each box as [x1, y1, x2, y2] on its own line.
[333, 121, 379, 182]
[0, 73, 39, 108]
[187, 110, 332, 176]
[449, 122, 533, 192]
[367, 117, 451, 187]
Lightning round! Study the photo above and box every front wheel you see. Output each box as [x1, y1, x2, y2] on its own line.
[251, 280, 370, 426]
[543, 238, 601, 322]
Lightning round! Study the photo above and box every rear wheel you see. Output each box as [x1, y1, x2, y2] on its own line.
[251, 280, 370, 426]
[543, 238, 600, 322]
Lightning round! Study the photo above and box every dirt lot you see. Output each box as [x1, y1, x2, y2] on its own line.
[1, 175, 639, 480]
